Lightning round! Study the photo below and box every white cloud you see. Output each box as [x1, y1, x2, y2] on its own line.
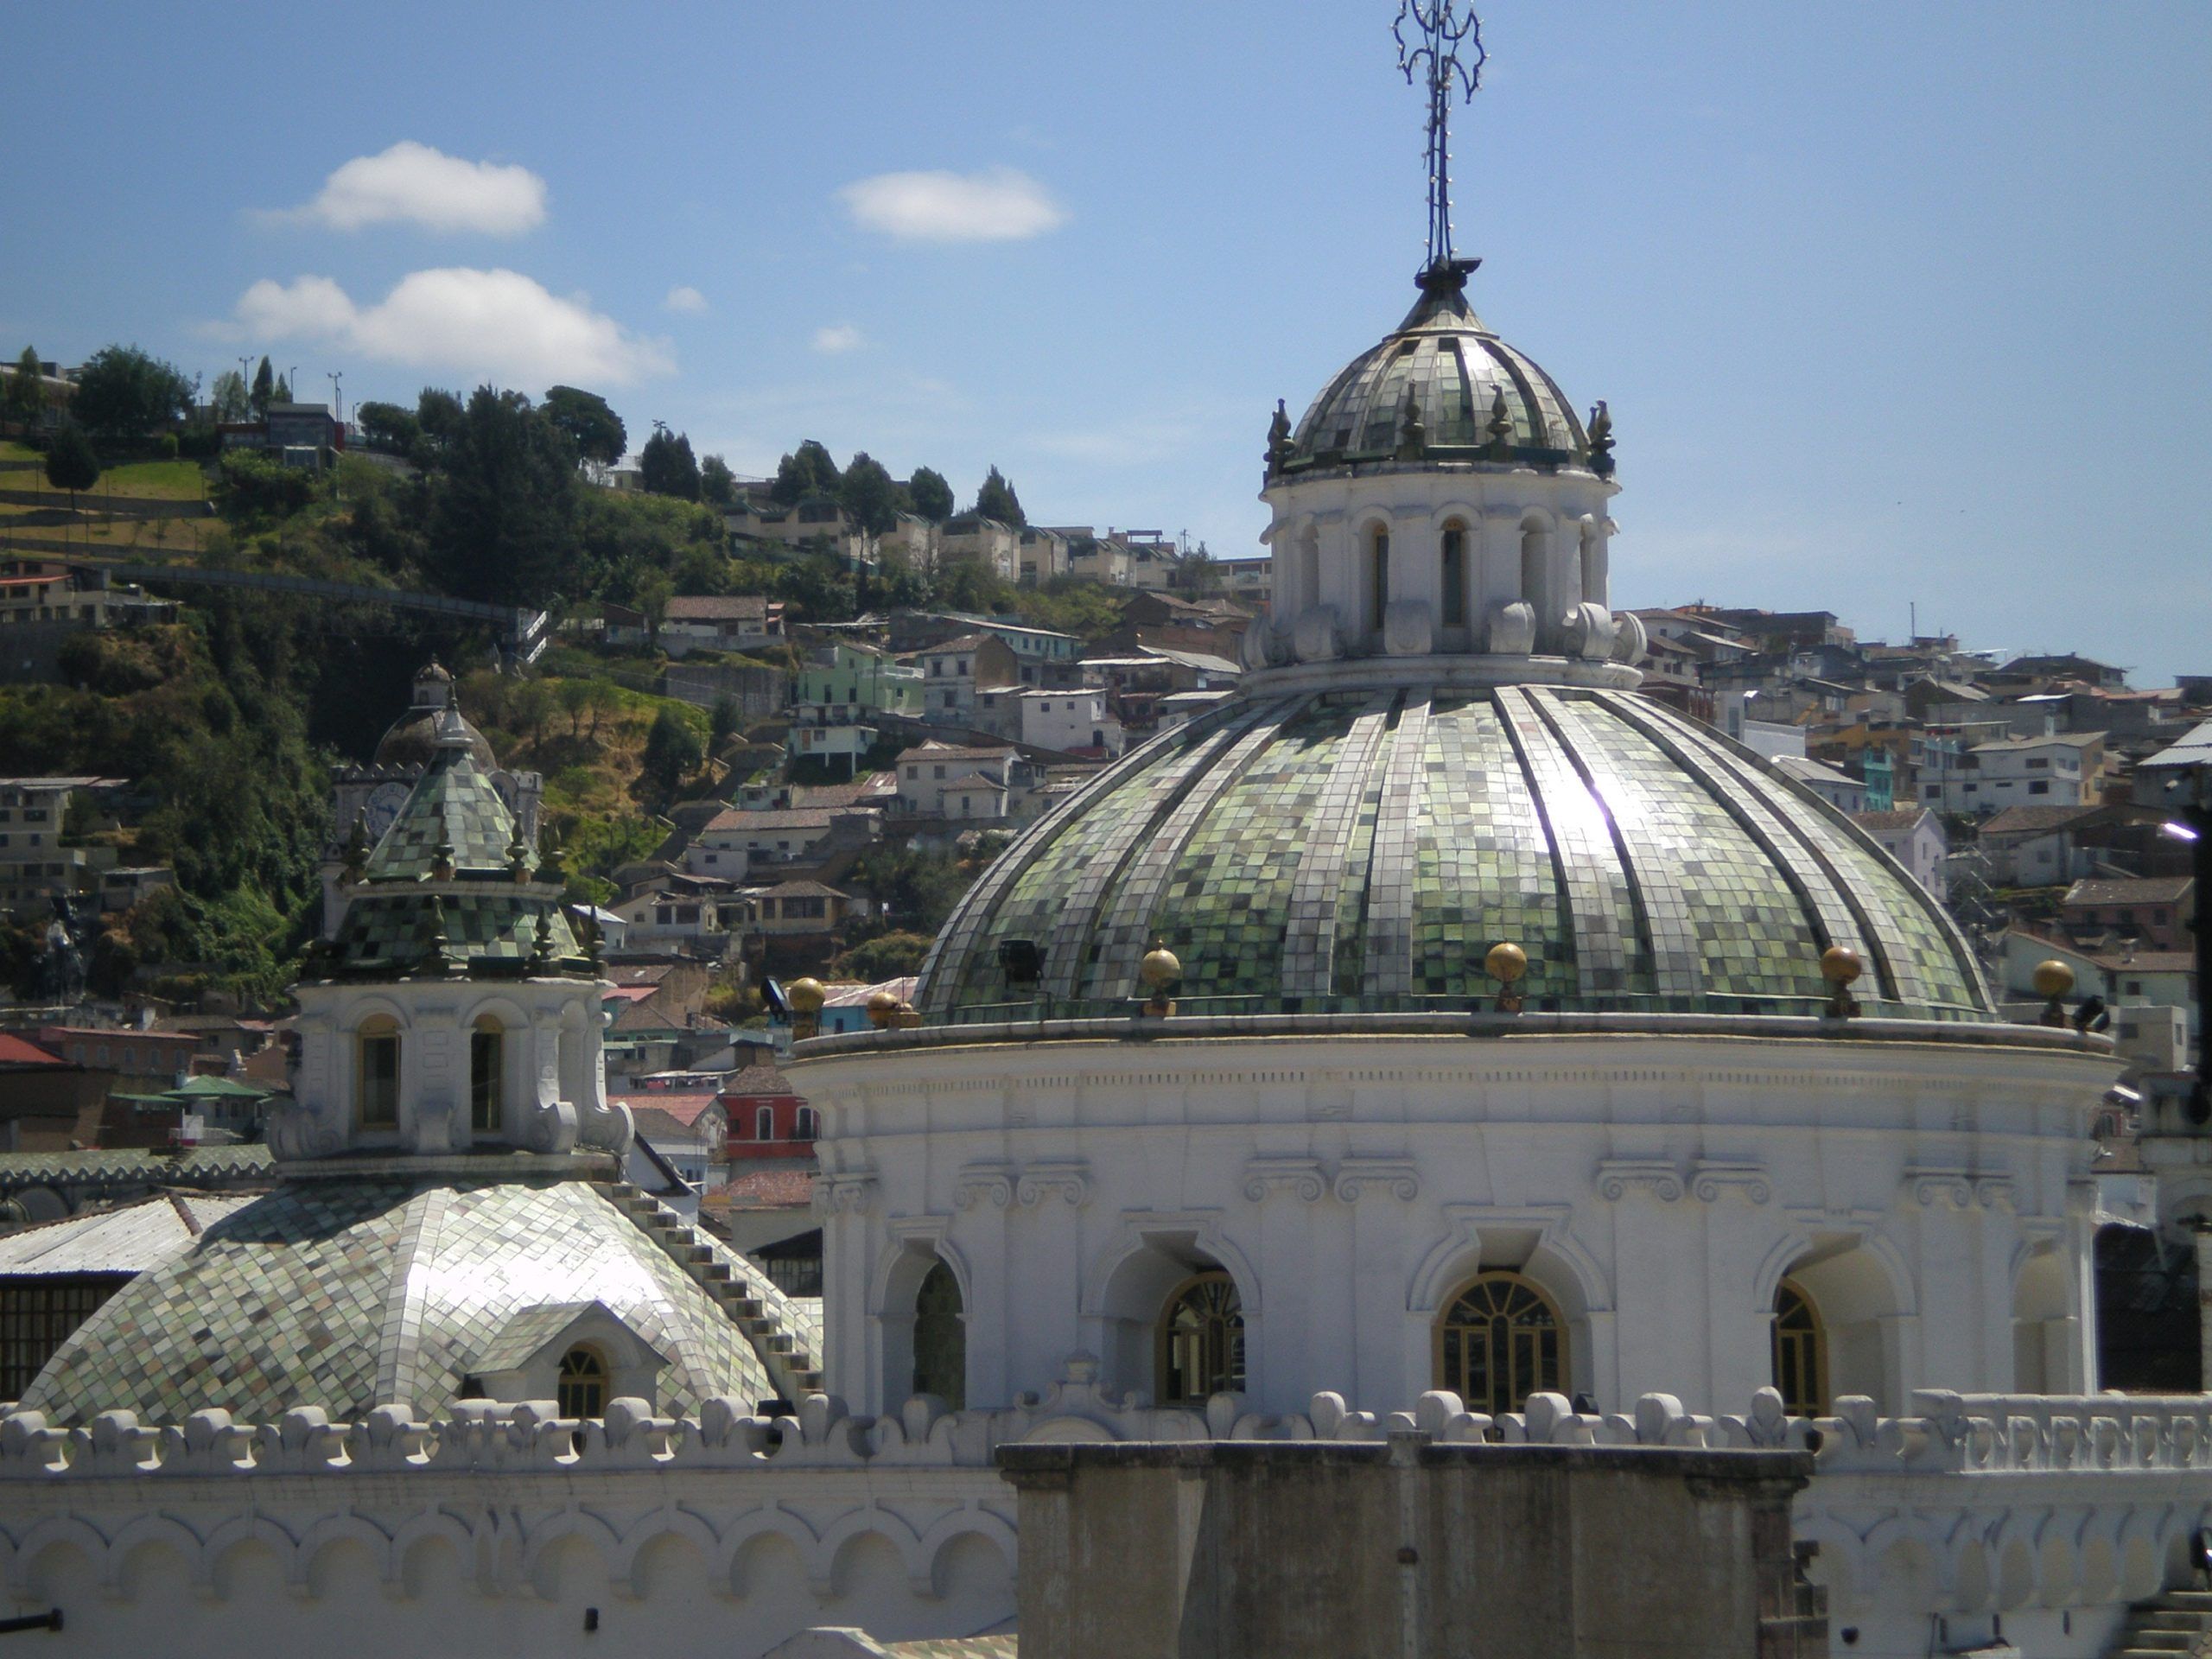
[231, 268, 671, 387]
[837, 166, 1067, 243]
[664, 284, 709, 315]
[811, 323, 864, 354]
[271, 141, 547, 234]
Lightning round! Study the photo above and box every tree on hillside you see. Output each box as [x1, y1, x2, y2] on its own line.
[43, 425, 101, 520]
[251, 357, 275, 417]
[906, 465, 954, 523]
[935, 554, 1007, 616]
[709, 695, 741, 753]
[5, 346, 45, 430]
[423, 386, 581, 607]
[838, 452, 905, 537]
[640, 706, 703, 798]
[416, 387, 466, 450]
[634, 569, 675, 647]
[972, 465, 1025, 528]
[639, 424, 701, 499]
[273, 374, 292, 404]
[355, 400, 420, 453]
[543, 385, 627, 469]
[769, 439, 840, 505]
[698, 454, 735, 507]
[556, 677, 594, 738]
[70, 346, 194, 443]
[208, 369, 250, 423]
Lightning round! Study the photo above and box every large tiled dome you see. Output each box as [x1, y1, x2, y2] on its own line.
[918, 681, 1992, 1024]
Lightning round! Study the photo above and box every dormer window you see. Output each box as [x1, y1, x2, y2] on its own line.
[1367, 528, 1389, 634]
[357, 1016, 399, 1129]
[557, 1346, 607, 1418]
[1441, 524, 1467, 628]
[470, 1015, 505, 1135]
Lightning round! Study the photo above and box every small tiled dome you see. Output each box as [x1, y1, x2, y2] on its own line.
[917, 683, 1993, 1025]
[19, 1173, 806, 1425]
[1280, 268, 1590, 474]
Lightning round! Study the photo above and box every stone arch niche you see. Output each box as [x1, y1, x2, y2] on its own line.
[876, 1236, 969, 1410]
[1087, 1224, 1257, 1407]
[2011, 1242, 2077, 1393]
[1777, 1239, 1915, 1411]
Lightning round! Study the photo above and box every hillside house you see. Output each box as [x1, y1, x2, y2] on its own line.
[1852, 806, 1948, 900]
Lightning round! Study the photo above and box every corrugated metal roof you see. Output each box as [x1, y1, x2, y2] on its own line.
[0, 1193, 256, 1277]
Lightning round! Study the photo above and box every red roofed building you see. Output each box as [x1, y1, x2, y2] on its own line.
[721, 1062, 816, 1159]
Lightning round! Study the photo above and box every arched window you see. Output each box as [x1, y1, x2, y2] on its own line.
[912, 1261, 966, 1409]
[469, 1015, 504, 1135]
[794, 1106, 817, 1140]
[1435, 1272, 1566, 1414]
[755, 1104, 775, 1141]
[557, 1344, 607, 1418]
[356, 1015, 399, 1130]
[1366, 527, 1390, 633]
[1771, 1278, 1827, 1417]
[1440, 522, 1468, 628]
[1157, 1270, 1244, 1405]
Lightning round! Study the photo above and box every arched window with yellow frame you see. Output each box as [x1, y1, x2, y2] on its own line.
[356, 1015, 400, 1130]
[1156, 1270, 1244, 1406]
[557, 1344, 607, 1418]
[1434, 1272, 1566, 1414]
[1771, 1278, 1827, 1417]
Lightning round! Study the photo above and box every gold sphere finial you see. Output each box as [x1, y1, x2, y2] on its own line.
[1141, 942, 1182, 992]
[1820, 946, 1864, 986]
[865, 988, 901, 1028]
[1484, 941, 1528, 984]
[788, 976, 827, 1015]
[2031, 960, 2075, 1001]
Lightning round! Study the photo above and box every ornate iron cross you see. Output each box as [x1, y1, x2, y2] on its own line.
[1394, 0, 1486, 274]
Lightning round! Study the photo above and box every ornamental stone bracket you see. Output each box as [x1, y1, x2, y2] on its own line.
[1241, 1157, 1327, 1203]
[1014, 1160, 1092, 1208]
[1689, 1161, 1772, 1206]
[953, 1161, 1016, 1211]
[816, 1171, 879, 1217]
[1903, 1167, 2014, 1212]
[1333, 1159, 1421, 1203]
[1236, 1156, 1421, 1203]
[1594, 1159, 1685, 1204]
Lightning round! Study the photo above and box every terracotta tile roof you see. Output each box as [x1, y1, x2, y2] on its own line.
[1851, 808, 1931, 834]
[716, 1166, 816, 1208]
[0, 1033, 63, 1066]
[664, 594, 773, 621]
[721, 1063, 797, 1098]
[1981, 804, 2105, 836]
[610, 1091, 725, 1127]
[702, 806, 841, 833]
[2063, 876, 2194, 906]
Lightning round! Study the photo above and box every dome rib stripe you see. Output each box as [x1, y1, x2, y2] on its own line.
[1360, 691, 1434, 1000]
[1595, 691, 1904, 1004]
[1588, 691, 1881, 994]
[1522, 690, 1707, 998]
[372, 1185, 450, 1413]
[1039, 704, 1282, 1001]
[1083, 698, 1306, 1004]
[1282, 695, 1398, 996]
[1474, 338, 1551, 449]
[1524, 356, 1589, 450]
[916, 712, 1215, 1018]
[1491, 687, 1641, 993]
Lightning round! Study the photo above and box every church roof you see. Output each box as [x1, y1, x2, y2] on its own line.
[18, 1172, 807, 1426]
[918, 684, 1993, 1024]
[365, 739, 521, 880]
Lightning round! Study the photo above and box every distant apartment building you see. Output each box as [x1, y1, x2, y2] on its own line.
[725, 495, 868, 563]
[1217, 556, 1272, 610]
[1017, 526, 1069, 586]
[603, 594, 783, 657]
[894, 741, 1018, 818]
[2060, 875, 2194, 954]
[908, 632, 1020, 719]
[937, 515, 1020, 582]
[685, 805, 874, 879]
[1020, 687, 1123, 757]
[0, 778, 120, 919]
[1852, 807, 1948, 901]
[1919, 733, 2100, 816]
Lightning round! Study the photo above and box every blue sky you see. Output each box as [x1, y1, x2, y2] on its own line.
[4, 1, 2207, 679]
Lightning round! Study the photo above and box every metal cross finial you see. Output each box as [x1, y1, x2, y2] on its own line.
[1394, 0, 1486, 279]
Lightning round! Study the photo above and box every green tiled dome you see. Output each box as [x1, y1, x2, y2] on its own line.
[918, 683, 1993, 1024]
[19, 1173, 799, 1425]
[1280, 270, 1591, 474]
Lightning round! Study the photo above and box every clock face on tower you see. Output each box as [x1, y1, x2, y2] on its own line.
[365, 782, 410, 840]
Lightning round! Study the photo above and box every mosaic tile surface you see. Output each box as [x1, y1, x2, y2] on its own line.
[365, 744, 522, 880]
[919, 684, 1995, 1022]
[21, 1176, 776, 1426]
[329, 890, 581, 976]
